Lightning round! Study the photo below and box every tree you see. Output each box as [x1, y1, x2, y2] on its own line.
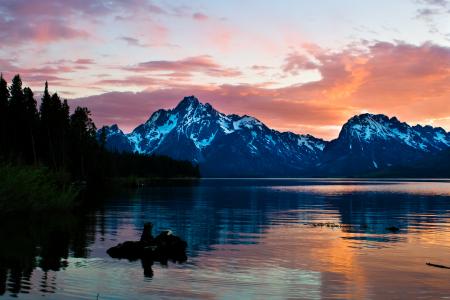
[60, 99, 70, 167]
[39, 83, 65, 168]
[99, 127, 107, 149]
[8, 75, 26, 160]
[1, 75, 201, 186]
[0, 74, 9, 156]
[23, 87, 38, 163]
[69, 107, 97, 179]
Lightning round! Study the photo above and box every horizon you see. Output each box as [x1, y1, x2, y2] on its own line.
[1, 0, 450, 139]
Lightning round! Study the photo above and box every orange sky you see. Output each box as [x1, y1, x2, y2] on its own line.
[1, 1, 449, 139]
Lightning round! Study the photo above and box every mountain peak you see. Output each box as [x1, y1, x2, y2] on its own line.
[347, 113, 389, 124]
[102, 124, 123, 135]
[175, 95, 200, 111]
[335, 112, 450, 152]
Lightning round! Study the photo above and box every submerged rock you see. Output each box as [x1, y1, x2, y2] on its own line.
[386, 226, 400, 233]
[107, 222, 187, 266]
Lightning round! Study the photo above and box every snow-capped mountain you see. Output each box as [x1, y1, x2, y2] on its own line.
[318, 113, 450, 176]
[100, 96, 326, 176]
[99, 98, 450, 177]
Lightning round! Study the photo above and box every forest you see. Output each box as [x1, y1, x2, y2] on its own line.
[0, 74, 199, 212]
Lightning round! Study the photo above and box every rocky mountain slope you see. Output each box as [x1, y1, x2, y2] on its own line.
[100, 96, 326, 177]
[318, 114, 450, 176]
[100, 97, 450, 177]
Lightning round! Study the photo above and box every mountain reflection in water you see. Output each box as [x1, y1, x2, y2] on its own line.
[1, 179, 450, 299]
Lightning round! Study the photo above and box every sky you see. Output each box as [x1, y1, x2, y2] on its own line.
[0, 0, 449, 139]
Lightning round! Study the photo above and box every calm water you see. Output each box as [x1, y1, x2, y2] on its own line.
[1, 179, 450, 299]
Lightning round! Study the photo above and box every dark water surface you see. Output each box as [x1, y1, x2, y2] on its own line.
[1, 179, 450, 299]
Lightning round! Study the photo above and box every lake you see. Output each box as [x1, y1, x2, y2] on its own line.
[1, 179, 450, 299]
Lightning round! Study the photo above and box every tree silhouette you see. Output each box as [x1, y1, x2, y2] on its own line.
[69, 107, 96, 179]
[0, 75, 200, 190]
[23, 87, 38, 164]
[0, 74, 9, 156]
[8, 75, 26, 161]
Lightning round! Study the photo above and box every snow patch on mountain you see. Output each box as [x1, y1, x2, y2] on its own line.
[345, 114, 450, 152]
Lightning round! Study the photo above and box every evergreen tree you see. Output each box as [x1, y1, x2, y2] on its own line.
[23, 87, 38, 163]
[50, 92, 64, 168]
[2, 75, 200, 187]
[0, 74, 10, 156]
[39, 83, 63, 168]
[8, 75, 26, 160]
[99, 127, 107, 149]
[60, 99, 70, 167]
[69, 107, 97, 179]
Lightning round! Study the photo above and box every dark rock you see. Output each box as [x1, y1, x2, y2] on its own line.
[386, 226, 400, 233]
[107, 222, 187, 277]
[140, 222, 154, 243]
[107, 241, 144, 260]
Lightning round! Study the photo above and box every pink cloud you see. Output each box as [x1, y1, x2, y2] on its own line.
[74, 59, 95, 65]
[126, 55, 242, 77]
[68, 41, 450, 140]
[283, 52, 320, 74]
[0, 0, 170, 46]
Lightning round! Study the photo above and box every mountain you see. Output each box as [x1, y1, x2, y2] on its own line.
[99, 124, 134, 153]
[364, 148, 450, 178]
[99, 96, 326, 177]
[99, 97, 450, 177]
[318, 113, 450, 176]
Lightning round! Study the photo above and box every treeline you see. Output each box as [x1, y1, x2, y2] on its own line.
[0, 74, 200, 188]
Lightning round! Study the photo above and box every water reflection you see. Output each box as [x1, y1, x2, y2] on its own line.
[0, 213, 97, 297]
[0, 179, 449, 299]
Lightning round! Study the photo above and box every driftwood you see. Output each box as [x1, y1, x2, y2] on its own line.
[426, 262, 450, 269]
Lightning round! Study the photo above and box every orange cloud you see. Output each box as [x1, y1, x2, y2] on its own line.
[28, 41, 450, 140]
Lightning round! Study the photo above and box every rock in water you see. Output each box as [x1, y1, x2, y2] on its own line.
[386, 226, 400, 233]
[107, 222, 187, 264]
[140, 222, 154, 243]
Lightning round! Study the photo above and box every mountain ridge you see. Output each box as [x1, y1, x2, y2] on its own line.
[99, 96, 450, 177]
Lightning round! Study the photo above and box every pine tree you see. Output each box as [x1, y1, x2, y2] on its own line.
[60, 99, 70, 167]
[23, 87, 38, 163]
[8, 75, 26, 160]
[39, 83, 64, 168]
[69, 107, 97, 179]
[0, 74, 8, 113]
[99, 127, 107, 149]
[0, 74, 10, 156]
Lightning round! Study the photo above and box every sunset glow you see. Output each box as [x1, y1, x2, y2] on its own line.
[1, 0, 449, 139]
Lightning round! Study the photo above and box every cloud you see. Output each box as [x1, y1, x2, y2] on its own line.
[0, 58, 97, 86]
[94, 76, 163, 87]
[192, 12, 209, 21]
[0, 0, 101, 45]
[0, 18, 89, 45]
[414, 0, 450, 34]
[421, 0, 449, 7]
[126, 55, 242, 77]
[283, 52, 320, 74]
[119, 36, 147, 47]
[69, 41, 450, 140]
[74, 59, 95, 65]
[0, 0, 170, 46]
